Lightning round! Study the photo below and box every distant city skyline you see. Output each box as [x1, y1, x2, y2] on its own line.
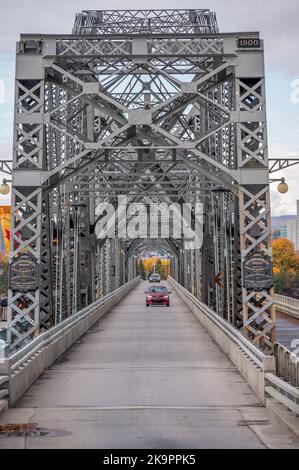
[272, 200, 299, 251]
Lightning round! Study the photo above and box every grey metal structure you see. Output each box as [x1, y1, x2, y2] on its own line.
[72, 9, 219, 35]
[8, 9, 275, 352]
[0, 160, 12, 176]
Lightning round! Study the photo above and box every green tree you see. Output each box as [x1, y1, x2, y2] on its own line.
[155, 258, 167, 280]
[160, 264, 168, 280]
[156, 258, 162, 275]
[138, 259, 147, 280]
[274, 271, 288, 295]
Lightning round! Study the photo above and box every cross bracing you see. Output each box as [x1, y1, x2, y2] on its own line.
[72, 9, 220, 36]
[7, 9, 275, 353]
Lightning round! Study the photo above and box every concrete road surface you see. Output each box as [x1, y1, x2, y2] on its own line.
[276, 311, 299, 350]
[0, 282, 299, 449]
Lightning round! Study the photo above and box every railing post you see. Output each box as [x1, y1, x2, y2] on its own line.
[263, 355, 276, 404]
[263, 355, 276, 374]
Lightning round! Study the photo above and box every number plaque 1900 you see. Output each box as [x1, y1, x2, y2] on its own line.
[238, 38, 261, 48]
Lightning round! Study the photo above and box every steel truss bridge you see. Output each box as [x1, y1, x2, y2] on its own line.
[8, 8, 277, 352]
[1, 8, 299, 449]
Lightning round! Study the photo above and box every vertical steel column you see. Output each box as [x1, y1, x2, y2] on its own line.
[235, 44, 275, 351]
[8, 44, 48, 348]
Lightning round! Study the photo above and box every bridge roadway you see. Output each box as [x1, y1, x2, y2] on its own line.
[0, 282, 299, 449]
[276, 312, 299, 350]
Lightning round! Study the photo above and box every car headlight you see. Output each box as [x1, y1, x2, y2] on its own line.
[147, 295, 152, 300]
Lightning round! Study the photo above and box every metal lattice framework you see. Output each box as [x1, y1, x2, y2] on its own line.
[72, 9, 219, 35]
[7, 9, 275, 352]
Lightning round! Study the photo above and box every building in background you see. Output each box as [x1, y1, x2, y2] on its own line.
[280, 224, 288, 239]
[275, 200, 299, 252]
[272, 230, 281, 240]
[286, 219, 297, 250]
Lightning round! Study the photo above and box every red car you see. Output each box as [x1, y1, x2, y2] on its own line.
[145, 285, 171, 307]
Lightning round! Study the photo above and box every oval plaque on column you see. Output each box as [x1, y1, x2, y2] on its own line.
[9, 254, 39, 293]
[243, 251, 273, 291]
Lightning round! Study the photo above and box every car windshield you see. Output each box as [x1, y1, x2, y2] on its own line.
[148, 286, 168, 293]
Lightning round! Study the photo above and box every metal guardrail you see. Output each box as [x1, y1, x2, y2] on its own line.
[272, 297, 299, 415]
[274, 342, 299, 388]
[168, 277, 265, 368]
[9, 277, 140, 371]
[265, 373, 299, 416]
[274, 293, 299, 319]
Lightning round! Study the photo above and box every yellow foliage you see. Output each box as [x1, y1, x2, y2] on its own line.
[140, 257, 170, 275]
[272, 238, 299, 273]
[0, 252, 8, 266]
[0, 206, 11, 256]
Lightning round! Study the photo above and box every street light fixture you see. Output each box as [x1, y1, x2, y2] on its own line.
[277, 177, 289, 194]
[0, 179, 11, 195]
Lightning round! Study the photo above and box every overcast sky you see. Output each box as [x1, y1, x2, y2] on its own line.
[0, 0, 298, 215]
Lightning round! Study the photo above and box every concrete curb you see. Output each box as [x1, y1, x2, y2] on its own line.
[267, 398, 299, 439]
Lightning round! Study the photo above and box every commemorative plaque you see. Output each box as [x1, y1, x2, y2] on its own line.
[238, 38, 261, 49]
[243, 251, 273, 291]
[9, 254, 39, 293]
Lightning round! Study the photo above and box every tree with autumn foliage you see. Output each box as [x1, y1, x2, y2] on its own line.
[138, 259, 147, 280]
[139, 256, 170, 279]
[155, 258, 168, 280]
[272, 238, 299, 273]
[272, 238, 299, 296]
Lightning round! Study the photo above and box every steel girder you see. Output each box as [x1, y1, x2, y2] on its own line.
[269, 158, 299, 173]
[72, 10, 219, 36]
[0, 160, 12, 176]
[7, 9, 274, 352]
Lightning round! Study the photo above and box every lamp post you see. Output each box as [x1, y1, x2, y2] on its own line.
[269, 177, 289, 194]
